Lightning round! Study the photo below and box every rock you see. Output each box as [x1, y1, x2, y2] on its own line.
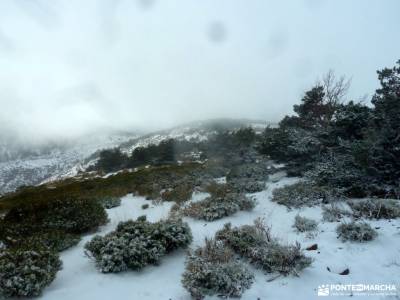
[339, 268, 350, 275]
[306, 244, 318, 251]
[327, 265, 350, 275]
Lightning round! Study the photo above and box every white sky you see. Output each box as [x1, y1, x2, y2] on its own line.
[0, 0, 399, 141]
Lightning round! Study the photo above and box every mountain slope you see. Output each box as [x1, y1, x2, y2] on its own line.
[0, 119, 270, 194]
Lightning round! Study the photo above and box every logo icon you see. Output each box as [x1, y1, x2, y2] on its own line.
[318, 285, 330, 296]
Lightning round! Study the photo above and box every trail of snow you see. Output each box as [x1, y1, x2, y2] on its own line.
[40, 176, 400, 300]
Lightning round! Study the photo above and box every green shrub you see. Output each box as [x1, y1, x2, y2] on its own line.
[216, 220, 312, 276]
[0, 197, 108, 251]
[0, 249, 62, 297]
[293, 215, 318, 233]
[272, 181, 337, 208]
[99, 196, 121, 209]
[161, 184, 193, 204]
[336, 222, 378, 242]
[41, 198, 108, 233]
[2, 197, 108, 235]
[14, 231, 81, 252]
[348, 199, 400, 219]
[182, 239, 254, 299]
[204, 182, 231, 197]
[85, 217, 192, 273]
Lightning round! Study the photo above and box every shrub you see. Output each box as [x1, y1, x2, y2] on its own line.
[305, 151, 370, 198]
[3, 197, 108, 235]
[99, 196, 121, 209]
[204, 182, 231, 197]
[0, 249, 62, 297]
[161, 184, 193, 204]
[15, 231, 81, 252]
[336, 222, 378, 242]
[229, 179, 266, 193]
[184, 198, 238, 221]
[183, 193, 256, 221]
[216, 220, 312, 275]
[85, 217, 192, 273]
[259, 127, 322, 176]
[142, 204, 149, 210]
[293, 215, 318, 233]
[272, 181, 336, 208]
[41, 198, 108, 234]
[226, 163, 270, 182]
[0, 197, 108, 251]
[136, 215, 147, 222]
[348, 199, 400, 220]
[322, 203, 352, 222]
[182, 239, 254, 299]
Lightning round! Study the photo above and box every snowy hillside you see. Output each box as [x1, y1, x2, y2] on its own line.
[40, 173, 400, 300]
[0, 133, 135, 195]
[0, 119, 270, 195]
[118, 119, 270, 154]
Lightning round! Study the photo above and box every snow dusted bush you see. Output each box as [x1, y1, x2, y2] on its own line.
[216, 220, 312, 276]
[348, 199, 400, 220]
[229, 179, 266, 193]
[305, 152, 367, 197]
[182, 239, 254, 299]
[188, 199, 239, 221]
[293, 215, 318, 233]
[85, 217, 192, 273]
[336, 222, 378, 242]
[272, 181, 336, 208]
[322, 203, 352, 222]
[258, 127, 321, 176]
[0, 249, 62, 297]
[99, 196, 121, 209]
[183, 193, 256, 221]
[226, 163, 269, 193]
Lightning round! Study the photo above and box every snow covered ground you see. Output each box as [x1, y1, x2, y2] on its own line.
[40, 175, 400, 300]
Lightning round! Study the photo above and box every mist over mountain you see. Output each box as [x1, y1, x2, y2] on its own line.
[1, 0, 399, 144]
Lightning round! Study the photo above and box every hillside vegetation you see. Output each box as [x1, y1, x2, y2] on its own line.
[0, 60, 399, 298]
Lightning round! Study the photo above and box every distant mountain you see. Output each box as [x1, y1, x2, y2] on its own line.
[0, 132, 136, 195]
[0, 119, 272, 195]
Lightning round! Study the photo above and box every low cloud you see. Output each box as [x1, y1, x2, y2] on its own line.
[0, 0, 399, 143]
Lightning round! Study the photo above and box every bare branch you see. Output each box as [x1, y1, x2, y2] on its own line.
[321, 69, 351, 106]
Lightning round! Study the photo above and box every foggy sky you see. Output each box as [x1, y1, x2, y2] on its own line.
[0, 0, 399, 143]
